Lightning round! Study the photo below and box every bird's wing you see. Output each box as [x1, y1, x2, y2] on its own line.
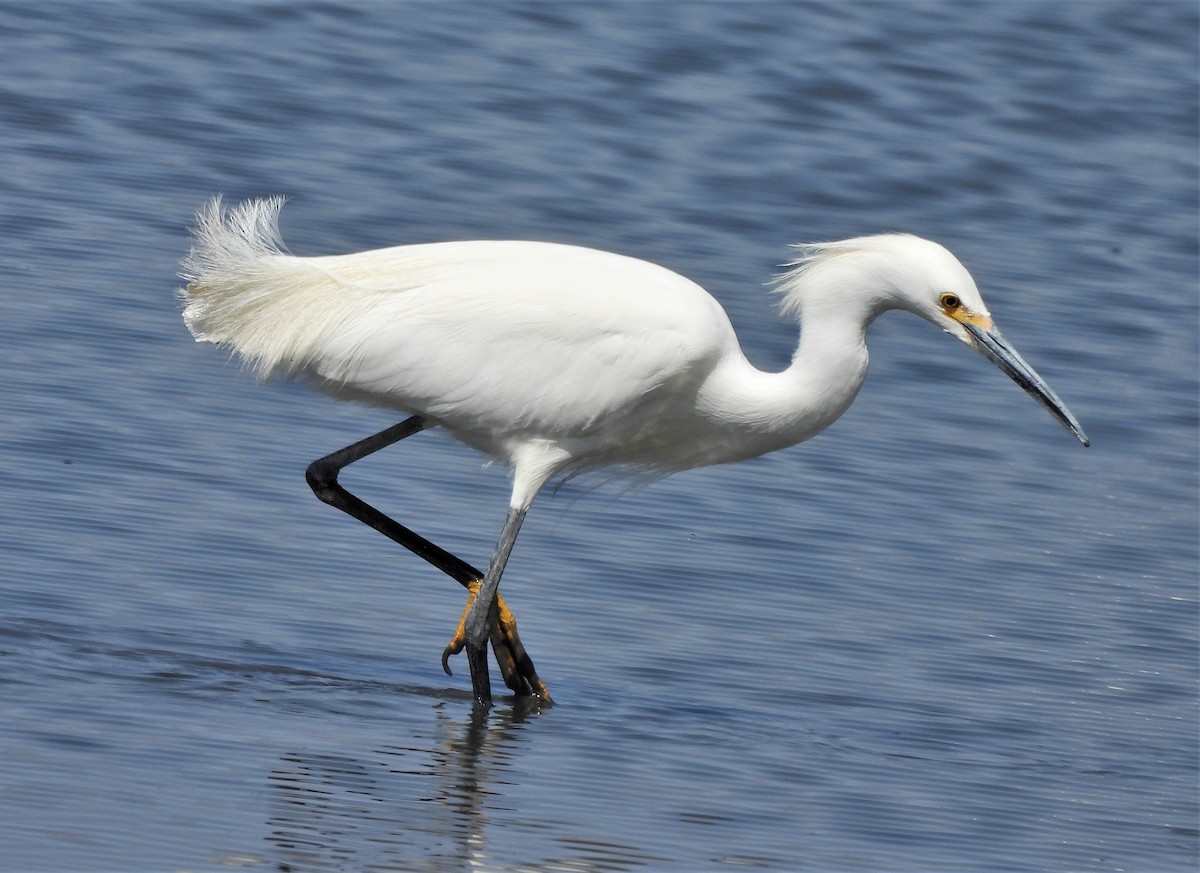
[303, 241, 737, 442]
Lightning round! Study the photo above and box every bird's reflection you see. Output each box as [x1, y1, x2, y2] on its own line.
[264, 696, 646, 872]
[265, 701, 526, 871]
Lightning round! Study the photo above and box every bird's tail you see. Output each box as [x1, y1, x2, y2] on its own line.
[179, 196, 368, 378]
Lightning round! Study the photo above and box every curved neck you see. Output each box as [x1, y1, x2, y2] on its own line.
[696, 307, 872, 460]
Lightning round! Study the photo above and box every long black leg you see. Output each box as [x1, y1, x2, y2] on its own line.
[305, 417, 479, 584]
[463, 505, 527, 706]
[304, 416, 548, 702]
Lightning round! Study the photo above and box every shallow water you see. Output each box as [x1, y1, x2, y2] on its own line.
[1, 2, 1196, 871]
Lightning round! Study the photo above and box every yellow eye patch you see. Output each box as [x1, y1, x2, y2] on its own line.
[940, 293, 993, 330]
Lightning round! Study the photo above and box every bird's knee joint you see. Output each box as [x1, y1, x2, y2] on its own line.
[305, 459, 341, 503]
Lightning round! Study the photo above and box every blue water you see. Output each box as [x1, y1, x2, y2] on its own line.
[1, 2, 1196, 871]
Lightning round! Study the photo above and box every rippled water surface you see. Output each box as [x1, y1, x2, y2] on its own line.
[2, 2, 1196, 871]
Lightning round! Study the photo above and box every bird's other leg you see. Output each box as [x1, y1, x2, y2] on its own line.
[305, 417, 475, 580]
[459, 505, 528, 708]
[304, 417, 549, 701]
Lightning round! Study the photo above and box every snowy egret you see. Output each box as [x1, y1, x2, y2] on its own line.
[179, 196, 1088, 707]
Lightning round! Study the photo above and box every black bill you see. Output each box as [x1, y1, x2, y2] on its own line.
[964, 322, 1089, 446]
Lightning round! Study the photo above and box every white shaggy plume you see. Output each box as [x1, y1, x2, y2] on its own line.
[179, 197, 388, 378]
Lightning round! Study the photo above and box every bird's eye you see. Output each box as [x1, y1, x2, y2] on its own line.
[940, 293, 961, 310]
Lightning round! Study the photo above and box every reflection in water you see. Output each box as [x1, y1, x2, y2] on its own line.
[264, 699, 651, 872]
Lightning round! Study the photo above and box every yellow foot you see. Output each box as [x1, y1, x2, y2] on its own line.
[440, 580, 481, 672]
[441, 581, 552, 702]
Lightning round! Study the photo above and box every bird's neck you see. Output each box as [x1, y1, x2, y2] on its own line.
[697, 307, 872, 460]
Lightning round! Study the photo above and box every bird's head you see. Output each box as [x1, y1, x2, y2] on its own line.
[778, 233, 1089, 446]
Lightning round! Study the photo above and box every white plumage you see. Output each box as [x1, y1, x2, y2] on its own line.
[179, 196, 1087, 705]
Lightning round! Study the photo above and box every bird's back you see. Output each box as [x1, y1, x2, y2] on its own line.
[181, 199, 740, 464]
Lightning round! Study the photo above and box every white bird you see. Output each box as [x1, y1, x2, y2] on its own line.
[179, 196, 1088, 707]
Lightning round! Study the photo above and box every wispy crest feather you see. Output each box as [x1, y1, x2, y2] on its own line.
[772, 234, 918, 320]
